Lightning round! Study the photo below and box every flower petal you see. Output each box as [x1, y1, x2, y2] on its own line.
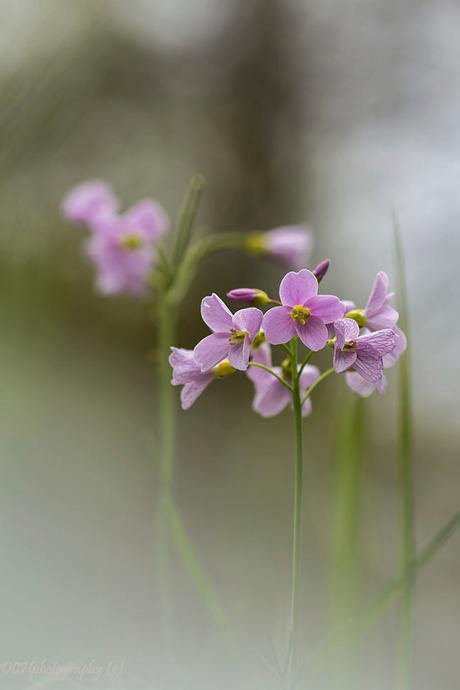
[295, 315, 329, 351]
[383, 325, 407, 368]
[358, 329, 395, 357]
[279, 269, 318, 307]
[169, 347, 201, 384]
[353, 354, 383, 382]
[263, 306, 297, 344]
[333, 344, 357, 373]
[366, 305, 399, 330]
[247, 341, 272, 384]
[180, 377, 213, 410]
[365, 271, 389, 317]
[228, 334, 251, 370]
[334, 318, 360, 349]
[200, 294, 233, 333]
[345, 371, 376, 397]
[253, 379, 291, 417]
[307, 295, 345, 323]
[62, 180, 118, 226]
[194, 332, 230, 371]
[233, 307, 264, 340]
[301, 398, 313, 417]
[299, 364, 320, 391]
[265, 225, 313, 270]
[123, 200, 169, 242]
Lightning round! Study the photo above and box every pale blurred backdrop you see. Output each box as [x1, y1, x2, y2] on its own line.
[1, 1, 459, 688]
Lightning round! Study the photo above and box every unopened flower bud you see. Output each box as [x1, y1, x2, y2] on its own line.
[226, 288, 270, 307]
[212, 359, 237, 379]
[312, 259, 330, 282]
[345, 309, 367, 328]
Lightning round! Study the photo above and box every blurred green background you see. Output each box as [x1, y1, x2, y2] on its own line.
[1, 1, 459, 688]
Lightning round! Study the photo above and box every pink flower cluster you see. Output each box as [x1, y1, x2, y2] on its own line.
[170, 268, 406, 412]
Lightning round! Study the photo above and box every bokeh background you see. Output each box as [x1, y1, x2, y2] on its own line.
[1, 0, 459, 688]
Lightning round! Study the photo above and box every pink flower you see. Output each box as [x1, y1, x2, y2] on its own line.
[247, 341, 320, 417]
[333, 318, 395, 382]
[194, 294, 263, 371]
[345, 325, 407, 397]
[264, 225, 313, 270]
[263, 270, 344, 350]
[170, 348, 236, 410]
[62, 181, 169, 296]
[364, 271, 399, 330]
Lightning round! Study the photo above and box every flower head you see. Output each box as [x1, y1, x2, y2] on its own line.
[62, 180, 169, 297]
[245, 225, 313, 270]
[263, 270, 344, 350]
[170, 348, 236, 410]
[194, 294, 263, 371]
[61, 180, 119, 226]
[84, 200, 169, 296]
[247, 342, 320, 417]
[363, 271, 399, 330]
[333, 318, 395, 382]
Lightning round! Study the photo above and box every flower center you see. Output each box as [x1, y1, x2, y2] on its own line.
[343, 340, 357, 351]
[291, 305, 311, 325]
[251, 331, 266, 349]
[228, 328, 249, 346]
[119, 233, 144, 250]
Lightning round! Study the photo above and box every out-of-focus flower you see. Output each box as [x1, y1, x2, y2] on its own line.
[263, 270, 344, 350]
[333, 318, 395, 382]
[62, 180, 169, 296]
[61, 180, 118, 226]
[170, 348, 236, 410]
[245, 225, 313, 270]
[226, 288, 270, 307]
[247, 344, 320, 417]
[194, 294, 263, 371]
[84, 200, 169, 296]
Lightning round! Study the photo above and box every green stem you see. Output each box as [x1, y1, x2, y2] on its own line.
[288, 338, 304, 688]
[300, 367, 334, 406]
[394, 214, 415, 690]
[247, 362, 293, 391]
[172, 175, 206, 268]
[298, 350, 314, 376]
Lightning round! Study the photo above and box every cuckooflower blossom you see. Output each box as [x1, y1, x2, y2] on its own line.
[194, 294, 263, 371]
[263, 269, 344, 350]
[62, 180, 118, 226]
[245, 225, 313, 270]
[345, 324, 407, 397]
[333, 318, 395, 382]
[247, 343, 320, 417]
[84, 200, 169, 295]
[170, 348, 235, 410]
[347, 272, 399, 330]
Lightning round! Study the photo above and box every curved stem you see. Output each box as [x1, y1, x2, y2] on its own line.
[298, 350, 314, 376]
[301, 367, 334, 406]
[247, 362, 293, 391]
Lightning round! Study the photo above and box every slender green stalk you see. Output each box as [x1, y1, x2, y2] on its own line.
[394, 214, 415, 689]
[172, 174, 206, 268]
[303, 510, 460, 684]
[301, 367, 334, 406]
[328, 395, 366, 688]
[287, 338, 304, 688]
[247, 362, 294, 391]
[298, 349, 314, 376]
